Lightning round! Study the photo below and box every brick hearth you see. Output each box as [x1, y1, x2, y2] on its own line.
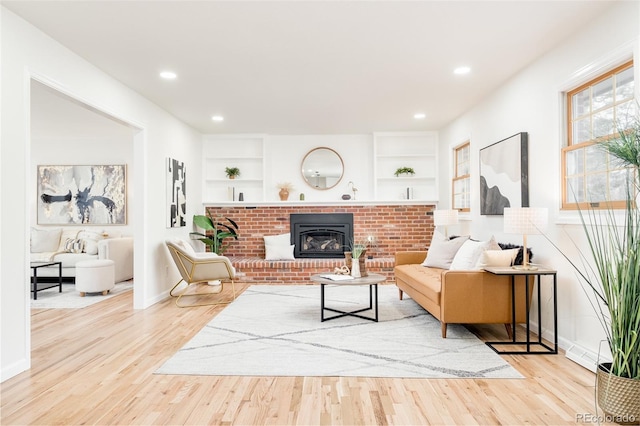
[228, 256, 396, 283]
[204, 203, 435, 283]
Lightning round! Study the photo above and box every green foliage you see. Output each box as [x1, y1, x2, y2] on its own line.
[394, 167, 415, 177]
[578, 195, 640, 379]
[225, 167, 240, 178]
[349, 238, 369, 259]
[547, 117, 639, 379]
[599, 118, 640, 191]
[190, 214, 239, 255]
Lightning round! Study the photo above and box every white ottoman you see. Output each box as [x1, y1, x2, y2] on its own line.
[75, 259, 115, 297]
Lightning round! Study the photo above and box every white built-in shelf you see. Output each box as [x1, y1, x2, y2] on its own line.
[202, 134, 266, 202]
[202, 132, 440, 203]
[373, 132, 439, 202]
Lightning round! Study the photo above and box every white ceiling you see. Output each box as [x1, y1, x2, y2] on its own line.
[6, 1, 618, 135]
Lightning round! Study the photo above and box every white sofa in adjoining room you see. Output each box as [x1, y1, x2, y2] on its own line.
[30, 227, 134, 282]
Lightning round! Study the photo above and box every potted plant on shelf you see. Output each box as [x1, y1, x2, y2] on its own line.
[225, 167, 240, 179]
[190, 214, 239, 255]
[277, 182, 294, 201]
[546, 115, 639, 423]
[394, 167, 415, 177]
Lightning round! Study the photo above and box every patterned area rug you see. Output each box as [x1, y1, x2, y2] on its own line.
[30, 280, 133, 309]
[156, 285, 523, 379]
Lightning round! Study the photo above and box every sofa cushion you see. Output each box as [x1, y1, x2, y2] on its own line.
[395, 264, 444, 305]
[31, 227, 62, 253]
[450, 236, 500, 270]
[77, 229, 106, 255]
[51, 252, 99, 268]
[421, 235, 469, 269]
[475, 248, 519, 268]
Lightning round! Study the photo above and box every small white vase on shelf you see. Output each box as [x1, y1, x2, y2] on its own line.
[351, 260, 361, 278]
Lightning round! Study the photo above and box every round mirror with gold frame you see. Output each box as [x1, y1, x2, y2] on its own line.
[301, 147, 344, 190]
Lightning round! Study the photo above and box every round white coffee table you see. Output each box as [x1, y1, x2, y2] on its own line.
[310, 273, 386, 322]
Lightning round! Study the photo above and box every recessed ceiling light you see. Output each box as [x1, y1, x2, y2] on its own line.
[453, 66, 471, 75]
[160, 71, 177, 80]
[414, 113, 426, 120]
[211, 115, 224, 122]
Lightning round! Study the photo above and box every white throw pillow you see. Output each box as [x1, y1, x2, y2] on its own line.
[77, 229, 105, 255]
[263, 233, 291, 246]
[31, 227, 62, 253]
[450, 236, 500, 271]
[475, 248, 520, 269]
[450, 239, 487, 270]
[421, 235, 470, 269]
[265, 244, 295, 260]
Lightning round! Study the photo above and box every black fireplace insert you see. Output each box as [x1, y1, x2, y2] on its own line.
[290, 213, 353, 258]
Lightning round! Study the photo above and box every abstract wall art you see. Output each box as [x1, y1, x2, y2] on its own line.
[479, 132, 529, 215]
[37, 164, 127, 225]
[167, 157, 186, 228]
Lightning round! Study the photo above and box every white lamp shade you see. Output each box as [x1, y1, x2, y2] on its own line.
[504, 207, 548, 235]
[433, 209, 459, 227]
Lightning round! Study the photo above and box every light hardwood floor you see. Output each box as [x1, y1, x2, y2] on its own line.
[2, 283, 611, 425]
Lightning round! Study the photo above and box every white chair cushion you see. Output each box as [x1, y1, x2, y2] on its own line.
[172, 238, 196, 255]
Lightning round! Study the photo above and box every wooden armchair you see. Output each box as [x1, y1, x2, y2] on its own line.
[165, 239, 236, 308]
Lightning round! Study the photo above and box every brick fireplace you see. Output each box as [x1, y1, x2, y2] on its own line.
[204, 203, 435, 283]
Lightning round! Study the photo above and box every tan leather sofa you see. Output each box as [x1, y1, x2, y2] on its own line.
[394, 251, 533, 338]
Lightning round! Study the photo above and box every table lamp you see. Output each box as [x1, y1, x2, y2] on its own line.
[503, 207, 548, 270]
[433, 209, 459, 239]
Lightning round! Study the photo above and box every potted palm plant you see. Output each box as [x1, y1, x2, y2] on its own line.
[548, 116, 639, 423]
[190, 214, 239, 255]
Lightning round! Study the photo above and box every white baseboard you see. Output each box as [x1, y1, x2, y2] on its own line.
[1, 358, 30, 383]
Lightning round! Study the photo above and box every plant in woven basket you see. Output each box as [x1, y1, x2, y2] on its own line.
[545, 112, 640, 421]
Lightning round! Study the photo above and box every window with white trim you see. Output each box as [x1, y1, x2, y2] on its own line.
[452, 141, 470, 212]
[562, 61, 636, 209]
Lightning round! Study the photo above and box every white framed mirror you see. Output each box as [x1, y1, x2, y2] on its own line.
[301, 147, 344, 190]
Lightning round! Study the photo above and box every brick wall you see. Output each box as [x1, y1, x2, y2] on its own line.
[204, 204, 435, 258]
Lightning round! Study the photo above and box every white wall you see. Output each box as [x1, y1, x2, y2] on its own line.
[30, 137, 135, 235]
[437, 1, 639, 368]
[266, 134, 374, 201]
[1, 7, 203, 381]
[30, 82, 136, 235]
